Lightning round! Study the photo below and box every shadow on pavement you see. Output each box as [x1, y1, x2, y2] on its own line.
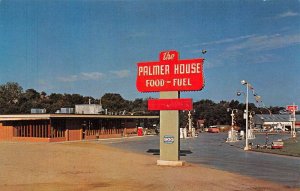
[146, 149, 193, 156]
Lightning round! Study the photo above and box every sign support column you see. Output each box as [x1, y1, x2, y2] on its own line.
[157, 91, 183, 166]
[287, 104, 298, 138]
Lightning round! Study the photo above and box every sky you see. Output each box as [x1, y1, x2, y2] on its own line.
[0, 0, 299, 107]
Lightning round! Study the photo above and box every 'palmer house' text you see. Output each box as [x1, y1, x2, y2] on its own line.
[138, 63, 201, 76]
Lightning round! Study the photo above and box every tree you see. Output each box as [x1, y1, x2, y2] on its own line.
[69, 94, 85, 105]
[194, 99, 217, 127]
[193, 99, 246, 128]
[0, 82, 23, 114]
[229, 100, 240, 109]
[101, 93, 129, 113]
[0, 81, 289, 120]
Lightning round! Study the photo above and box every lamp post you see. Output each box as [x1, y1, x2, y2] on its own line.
[248, 111, 256, 139]
[227, 108, 238, 142]
[241, 80, 250, 151]
[187, 110, 195, 137]
[180, 110, 193, 138]
[290, 103, 297, 138]
[188, 110, 192, 136]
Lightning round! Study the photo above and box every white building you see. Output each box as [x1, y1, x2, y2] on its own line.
[254, 114, 300, 131]
[75, 104, 104, 114]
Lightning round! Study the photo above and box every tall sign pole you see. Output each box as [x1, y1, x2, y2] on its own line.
[287, 104, 298, 138]
[159, 91, 180, 163]
[136, 50, 204, 166]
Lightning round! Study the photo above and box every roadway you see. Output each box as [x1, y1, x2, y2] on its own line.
[98, 133, 300, 188]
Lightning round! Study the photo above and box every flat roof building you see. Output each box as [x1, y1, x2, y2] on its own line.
[254, 114, 300, 131]
[0, 114, 159, 143]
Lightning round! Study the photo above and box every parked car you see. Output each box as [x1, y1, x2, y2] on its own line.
[207, 127, 220, 133]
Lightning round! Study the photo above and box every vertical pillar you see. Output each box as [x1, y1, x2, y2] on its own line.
[42, 123, 44, 138]
[80, 129, 83, 140]
[20, 125, 26, 137]
[33, 124, 35, 137]
[66, 129, 69, 141]
[26, 124, 28, 137]
[38, 124, 40, 137]
[48, 122, 51, 138]
[30, 123, 33, 137]
[157, 91, 184, 166]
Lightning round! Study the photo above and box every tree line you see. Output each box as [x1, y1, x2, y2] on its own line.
[0, 82, 286, 128]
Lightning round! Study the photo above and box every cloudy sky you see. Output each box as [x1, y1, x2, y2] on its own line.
[0, 0, 299, 107]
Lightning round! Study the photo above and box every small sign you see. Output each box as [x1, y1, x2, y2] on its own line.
[136, 50, 204, 92]
[163, 135, 175, 144]
[148, 98, 192, 110]
[286, 105, 298, 112]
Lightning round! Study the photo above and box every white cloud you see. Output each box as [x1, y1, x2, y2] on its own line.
[227, 33, 300, 52]
[195, 32, 300, 68]
[186, 35, 255, 48]
[56, 70, 131, 83]
[57, 72, 105, 82]
[190, 33, 300, 53]
[110, 70, 130, 78]
[80, 72, 105, 81]
[200, 35, 256, 46]
[57, 75, 79, 82]
[277, 11, 299, 18]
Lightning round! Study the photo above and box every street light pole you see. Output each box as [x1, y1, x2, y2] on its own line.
[292, 103, 297, 138]
[241, 80, 249, 151]
[188, 110, 192, 136]
[226, 108, 238, 142]
[227, 108, 238, 132]
[231, 112, 234, 128]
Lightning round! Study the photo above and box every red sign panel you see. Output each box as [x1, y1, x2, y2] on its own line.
[286, 105, 298, 112]
[136, 50, 204, 92]
[148, 98, 192, 110]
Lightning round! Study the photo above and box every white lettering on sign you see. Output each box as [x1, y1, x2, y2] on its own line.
[138, 65, 170, 76]
[174, 63, 201, 74]
[144, 79, 192, 87]
[173, 78, 192, 86]
[146, 79, 165, 87]
[163, 135, 175, 144]
[162, 52, 175, 60]
[138, 63, 201, 77]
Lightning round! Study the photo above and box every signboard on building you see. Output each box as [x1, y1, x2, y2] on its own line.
[136, 50, 204, 92]
[286, 105, 298, 112]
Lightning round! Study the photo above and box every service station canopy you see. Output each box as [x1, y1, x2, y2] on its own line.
[136, 50, 204, 92]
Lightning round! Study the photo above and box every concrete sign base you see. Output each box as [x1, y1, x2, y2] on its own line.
[157, 160, 185, 166]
